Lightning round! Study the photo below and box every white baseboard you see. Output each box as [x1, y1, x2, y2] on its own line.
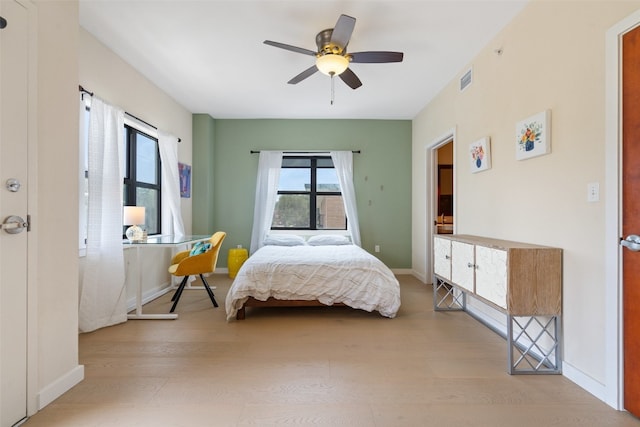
[392, 268, 413, 275]
[37, 364, 84, 409]
[411, 270, 428, 284]
[126, 273, 232, 312]
[562, 360, 610, 407]
[126, 281, 172, 312]
[465, 302, 507, 333]
[465, 299, 615, 407]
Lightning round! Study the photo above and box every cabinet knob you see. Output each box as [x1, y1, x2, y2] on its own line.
[467, 262, 475, 268]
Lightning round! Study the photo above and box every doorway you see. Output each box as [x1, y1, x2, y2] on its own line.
[435, 141, 454, 235]
[427, 131, 455, 283]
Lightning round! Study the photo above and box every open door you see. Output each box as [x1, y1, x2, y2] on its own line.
[621, 23, 640, 419]
[0, 1, 30, 425]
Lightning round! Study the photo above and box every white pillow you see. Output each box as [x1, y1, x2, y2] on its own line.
[263, 234, 307, 246]
[307, 234, 351, 246]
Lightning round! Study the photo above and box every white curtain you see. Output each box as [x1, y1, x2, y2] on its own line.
[249, 151, 283, 254]
[331, 151, 361, 246]
[158, 130, 185, 237]
[79, 97, 126, 333]
[158, 130, 187, 285]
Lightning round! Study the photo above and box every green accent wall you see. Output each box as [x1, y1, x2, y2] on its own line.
[192, 117, 412, 269]
[192, 114, 216, 234]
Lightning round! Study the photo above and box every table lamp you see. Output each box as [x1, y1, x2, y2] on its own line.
[123, 206, 145, 242]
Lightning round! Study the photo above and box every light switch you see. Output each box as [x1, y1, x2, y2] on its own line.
[587, 182, 599, 202]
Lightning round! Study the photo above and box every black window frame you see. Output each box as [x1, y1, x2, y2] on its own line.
[123, 124, 162, 237]
[271, 155, 345, 231]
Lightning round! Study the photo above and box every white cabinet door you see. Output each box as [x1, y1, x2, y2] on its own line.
[475, 246, 507, 309]
[433, 237, 451, 280]
[451, 241, 475, 292]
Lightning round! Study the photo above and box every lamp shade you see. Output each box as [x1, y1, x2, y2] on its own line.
[123, 206, 145, 225]
[316, 54, 349, 76]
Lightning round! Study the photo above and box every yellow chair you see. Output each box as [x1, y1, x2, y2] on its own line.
[168, 231, 226, 313]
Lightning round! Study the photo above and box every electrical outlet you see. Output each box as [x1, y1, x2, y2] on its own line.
[587, 182, 600, 202]
[374, 245, 380, 253]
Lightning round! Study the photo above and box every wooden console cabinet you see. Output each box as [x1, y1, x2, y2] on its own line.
[433, 234, 562, 374]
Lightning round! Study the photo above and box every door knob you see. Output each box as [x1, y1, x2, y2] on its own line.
[1, 215, 28, 234]
[5, 178, 20, 192]
[621, 235, 640, 252]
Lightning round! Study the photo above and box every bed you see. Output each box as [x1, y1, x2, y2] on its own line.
[225, 237, 401, 321]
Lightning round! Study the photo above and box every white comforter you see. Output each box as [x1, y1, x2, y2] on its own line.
[225, 245, 401, 320]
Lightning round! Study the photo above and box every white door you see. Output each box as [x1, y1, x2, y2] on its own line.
[451, 241, 474, 292]
[474, 246, 507, 309]
[0, 1, 29, 425]
[433, 237, 451, 280]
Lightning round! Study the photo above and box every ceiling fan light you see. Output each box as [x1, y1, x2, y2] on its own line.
[316, 54, 349, 76]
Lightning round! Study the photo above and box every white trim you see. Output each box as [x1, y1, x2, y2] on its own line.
[391, 268, 413, 275]
[17, 0, 40, 417]
[37, 365, 84, 410]
[465, 302, 506, 334]
[563, 361, 608, 405]
[126, 280, 172, 312]
[425, 128, 456, 285]
[411, 270, 428, 283]
[604, 9, 640, 411]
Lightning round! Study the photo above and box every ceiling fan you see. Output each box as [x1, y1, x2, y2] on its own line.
[264, 14, 404, 92]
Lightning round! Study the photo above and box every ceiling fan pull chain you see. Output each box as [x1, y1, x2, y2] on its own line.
[330, 73, 335, 105]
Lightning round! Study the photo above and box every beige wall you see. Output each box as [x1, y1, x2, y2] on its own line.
[78, 27, 194, 230]
[78, 28, 194, 306]
[24, 7, 194, 412]
[31, 0, 83, 411]
[412, 0, 640, 400]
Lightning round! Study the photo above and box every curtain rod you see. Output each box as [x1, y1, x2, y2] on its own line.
[79, 85, 181, 143]
[251, 150, 361, 154]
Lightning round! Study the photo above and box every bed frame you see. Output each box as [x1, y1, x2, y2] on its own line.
[236, 297, 346, 320]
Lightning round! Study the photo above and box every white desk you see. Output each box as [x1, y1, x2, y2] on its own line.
[124, 234, 211, 320]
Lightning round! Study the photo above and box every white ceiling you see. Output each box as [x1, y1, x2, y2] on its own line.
[79, 0, 528, 120]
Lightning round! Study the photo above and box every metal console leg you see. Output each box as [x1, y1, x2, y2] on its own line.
[507, 315, 562, 374]
[433, 275, 465, 311]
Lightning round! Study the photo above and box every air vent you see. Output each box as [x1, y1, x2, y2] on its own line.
[460, 68, 472, 91]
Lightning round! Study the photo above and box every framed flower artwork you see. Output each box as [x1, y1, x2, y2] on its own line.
[469, 137, 491, 173]
[516, 109, 551, 160]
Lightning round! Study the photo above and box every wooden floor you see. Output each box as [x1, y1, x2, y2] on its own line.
[24, 274, 640, 426]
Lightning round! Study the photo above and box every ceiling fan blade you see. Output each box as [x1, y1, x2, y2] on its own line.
[339, 67, 362, 90]
[264, 40, 317, 56]
[350, 51, 404, 63]
[330, 14, 356, 50]
[288, 65, 319, 84]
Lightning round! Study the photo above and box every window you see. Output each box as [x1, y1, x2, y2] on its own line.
[123, 125, 161, 236]
[79, 105, 162, 249]
[271, 156, 346, 230]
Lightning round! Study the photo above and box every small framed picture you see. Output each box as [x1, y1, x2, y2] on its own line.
[178, 162, 191, 198]
[469, 137, 491, 173]
[516, 110, 551, 160]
